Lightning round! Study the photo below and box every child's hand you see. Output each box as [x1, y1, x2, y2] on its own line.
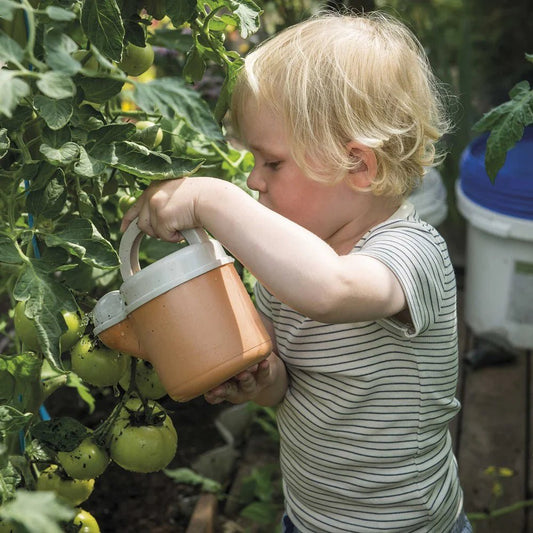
[120, 177, 202, 241]
[204, 358, 275, 405]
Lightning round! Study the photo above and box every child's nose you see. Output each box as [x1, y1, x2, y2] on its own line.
[246, 167, 267, 192]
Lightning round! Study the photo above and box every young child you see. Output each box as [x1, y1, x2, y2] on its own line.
[121, 11, 470, 533]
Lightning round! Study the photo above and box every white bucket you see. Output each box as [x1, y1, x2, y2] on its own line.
[456, 182, 533, 349]
[408, 168, 448, 227]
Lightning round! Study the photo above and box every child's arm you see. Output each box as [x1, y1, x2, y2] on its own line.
[121, 177, 406, 324]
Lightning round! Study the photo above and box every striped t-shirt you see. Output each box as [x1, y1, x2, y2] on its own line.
[254, 205, 463, 532]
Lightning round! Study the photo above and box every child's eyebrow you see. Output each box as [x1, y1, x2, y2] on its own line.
[248, 143, 283, 159]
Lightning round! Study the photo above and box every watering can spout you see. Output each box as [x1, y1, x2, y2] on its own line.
[92, 290, 143, 358]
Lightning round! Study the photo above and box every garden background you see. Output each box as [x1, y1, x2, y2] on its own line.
[0, 0, 532, 532]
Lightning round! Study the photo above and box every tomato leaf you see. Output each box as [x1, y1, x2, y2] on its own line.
[33, 96, 74, 131]
[214, 57, 243, 123]
[0, 460, 21, 503]
[88, 122, 136, 146]
[91, 139, 204, 180]
[74, 146, 106, 177]
[0, 234, 22, 264]
[0, 70, 30, 118]
[165, 0, 196, 26]
[0, 1, 19, 20]
[473, 80, 533, 182]
[45, 6, 77, 21]
[0, 490, 75, 533]
[132, 77, 223, 141]
[81, 0, 124, 62]
[0, 365, 16, 401]
[36, 71, 76, 99]
[43, 28, 80, 75]
[26, 164, 67, 218]
[66, 372, 96, 413]
[0, 30, 24, 63]
[0, 128, 9, 158]
[40, 141, 80, 165]
[13, 263, 78, 369]
[32, 416, 89, 452]
[44, 218, 119, 270]
[226, 0, 262, 39]
[0, 405, 33, 434]
[77, 75, 125, 103]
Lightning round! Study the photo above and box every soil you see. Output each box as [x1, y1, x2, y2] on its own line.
[45, 386, 280, 533]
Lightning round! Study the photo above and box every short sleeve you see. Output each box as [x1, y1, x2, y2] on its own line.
[356, 222, 454, 336]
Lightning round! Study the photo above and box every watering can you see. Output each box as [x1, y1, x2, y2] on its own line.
[92, 218, 272, 402]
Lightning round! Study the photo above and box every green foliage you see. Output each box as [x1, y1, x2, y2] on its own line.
[473, 56, 533, 182]
[239, 464, 283, 532]
[0, 0, 262, 527]
[0, 490, 75, 533]
[164, 466, 222, 494]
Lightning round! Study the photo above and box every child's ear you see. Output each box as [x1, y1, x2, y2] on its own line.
[345, 141, 377, 191]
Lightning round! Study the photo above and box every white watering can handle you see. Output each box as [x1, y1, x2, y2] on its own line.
[119, 217, 210, 280]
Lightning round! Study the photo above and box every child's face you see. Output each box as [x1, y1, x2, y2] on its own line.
[239, 101, 359, 241]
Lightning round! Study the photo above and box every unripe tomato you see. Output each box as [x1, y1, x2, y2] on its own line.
[135, 120, 163, 149]
[57, 437, 110, 480]
[119, 358, 167, 399]
[109, 398, 177, 473]
[72, 508, 100, 533]
[72, 50, 100, 72]
[117, 194, 137, 216]
[117, 43, 154, 77]
[14, 301, 84, 353]
[71, 336, 128, 387]
[36, 465, 95, 506]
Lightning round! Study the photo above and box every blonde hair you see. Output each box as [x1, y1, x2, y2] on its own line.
[231, 11, 451, 197]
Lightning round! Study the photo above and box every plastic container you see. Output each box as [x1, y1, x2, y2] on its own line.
[408, 167, 448, 227]
[93, 221, 272, 401]
[456, 128, 533, 349]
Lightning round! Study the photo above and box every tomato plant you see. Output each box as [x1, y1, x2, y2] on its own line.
[71, 508, 100, 533]
[118, 357, 167, 399]
[134, 120, 163, 149]
[14, 301, 84, 353]
[0, 0, 260, 530]
[117, 42, 155, 77]
[70, 335, 128, 387]
[36, 465, 95, 506]
[108, 397, 178, 473]
[57, 436, 110, 480]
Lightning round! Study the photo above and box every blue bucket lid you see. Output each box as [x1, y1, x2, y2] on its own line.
[459, 126, 533, 220]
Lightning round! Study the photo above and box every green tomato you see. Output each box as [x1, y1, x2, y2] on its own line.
[14, 301, 84, 353]
[119, 358, 167, 399]
[135, 120, 163, 149]
[117, 43, 154, 77]
[36, 465, 94, 506]
[72, 508, 100, 533]
[109, 398, 177, 473]
[57, 437, 110, 480]
[118, 195, 137, 217]
[71, 336, 128, 387]
[72, 50, 100, 72]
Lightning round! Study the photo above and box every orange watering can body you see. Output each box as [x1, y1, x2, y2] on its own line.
[92, 221, 272, 402]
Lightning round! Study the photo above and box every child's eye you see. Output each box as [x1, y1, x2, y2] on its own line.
[264, 161, 281, 170]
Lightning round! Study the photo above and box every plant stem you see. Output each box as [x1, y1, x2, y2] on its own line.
[468, 499, 533, 522]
